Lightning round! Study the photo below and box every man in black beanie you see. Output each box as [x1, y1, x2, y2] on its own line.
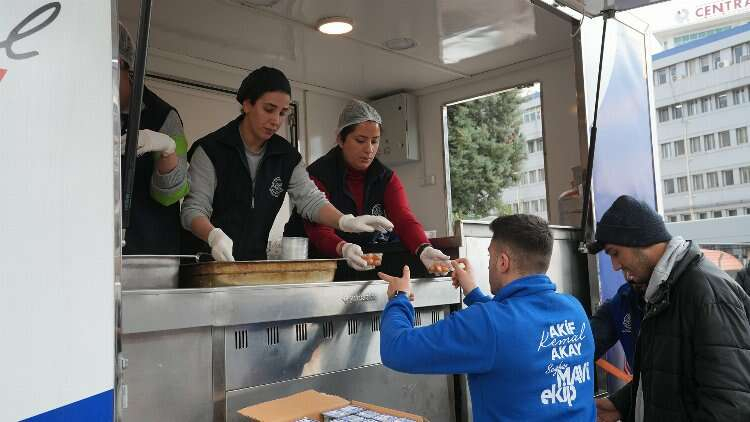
[592, 195, 750, 422]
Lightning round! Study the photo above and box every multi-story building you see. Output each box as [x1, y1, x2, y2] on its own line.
[502, 90, 548, 220]
[653, 21, 750, 223]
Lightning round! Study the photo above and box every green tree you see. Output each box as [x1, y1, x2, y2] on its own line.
[448, 90, 526, 221]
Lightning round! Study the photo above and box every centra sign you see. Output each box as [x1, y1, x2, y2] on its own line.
[694, 0, 750, 19]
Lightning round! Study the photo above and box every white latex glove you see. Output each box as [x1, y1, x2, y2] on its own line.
[420, 246, 451, 275]
[208, 228, 235, 262]
[341, 243, 369, 271]
[121, 129, 176, 157]
[338, 214, 394, 234]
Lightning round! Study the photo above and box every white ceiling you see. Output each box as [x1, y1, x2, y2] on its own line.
[119, 0, 575, 98]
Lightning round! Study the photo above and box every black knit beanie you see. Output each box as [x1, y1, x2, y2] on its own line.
[236, 66, 291, 104]
[587, 195, 672, 254]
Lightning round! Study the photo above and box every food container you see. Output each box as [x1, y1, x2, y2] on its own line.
[180, 259, 340, 288]
[121, 255, 198, 290]
[281, 237, 308, 260]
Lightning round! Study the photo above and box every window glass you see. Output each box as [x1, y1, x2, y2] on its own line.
[674, 139, 685, 156]
[677, 176, 688, 193]
[689, 136, 701, 153]
[704, 134, 716, 151]
[722, 169, 735, 186]
[692, 174, 704, 190]
[736, 127, 748, 145]
[718, 131, 731, 148]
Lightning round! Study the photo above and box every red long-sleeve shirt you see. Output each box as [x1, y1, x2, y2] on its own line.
[304, 169, 429, 257]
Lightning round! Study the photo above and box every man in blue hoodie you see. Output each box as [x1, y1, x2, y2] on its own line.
[378, 214, 595, 421]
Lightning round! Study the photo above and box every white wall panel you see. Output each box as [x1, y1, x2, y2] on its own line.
[0, 1, 114, 419]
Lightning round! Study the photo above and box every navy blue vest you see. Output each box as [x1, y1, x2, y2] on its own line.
[283, 146, 397, 256]
[121, 87, 182, 255]
[182, 116, 301, 261]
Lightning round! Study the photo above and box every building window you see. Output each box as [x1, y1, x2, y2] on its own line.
[740, 166, 750, 184]
[521, 172, 529, 185]
[715, 93, 728, 109]
[712, 52, 722, 69]
[733, 87, 747, 105]
[535, 138, 543, 152]
[531, 200, 539, 213]
[667, 215, 678, 223]
[529, 170, 537, 184]
[692, 174, 705, 190]
[746, 208, 750, 215]
[727, 209, 738, 217]
[712, 210, 723, 218]
[687, 99, 697, 116]
[672, 104, 683, 120]
[660, 143, 672, 159]
[737, 127, 748, 145]
[663, 178, 675, 195]
[540, 198, 547, 212]
[707, 171, 719, 188]
[700, 96, 711, 113]
[655, 69, 667, 85]
[700, 55, 710, 72]
[722, 169, 735, 186]
[704, 134, 716, 151]
[526, 140, 535, 153]
[686, 58, 698, 76]
[676, 176, 688, 193]
[673, 139, 685, 156]
[657, 107, 670, 123]
[689, 136, 702, 153]
[733, 42, 750, 63]
[681, 214, 692, 221]
[669, 64, 677, 80]
[718, 130, 731, 148]
[538, 169, 545, 182]
[698, 212, 708, 220]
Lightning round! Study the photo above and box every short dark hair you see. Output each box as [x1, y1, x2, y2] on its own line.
[490, 214, 553, 274]
[236, 66, 291, 105]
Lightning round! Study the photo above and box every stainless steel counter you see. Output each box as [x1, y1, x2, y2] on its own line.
[120, 278, 461, 422]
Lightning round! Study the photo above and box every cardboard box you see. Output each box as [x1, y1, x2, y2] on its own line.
[237, 390, 424, 422]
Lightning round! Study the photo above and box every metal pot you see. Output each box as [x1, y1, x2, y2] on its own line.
[121, 255, 198, 290]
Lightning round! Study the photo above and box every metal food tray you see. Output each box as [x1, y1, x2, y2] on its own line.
[180, 259, 341, 288]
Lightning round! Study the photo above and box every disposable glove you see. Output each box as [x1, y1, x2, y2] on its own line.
[208, 228, 235, 262]
[121, 129, 176, 157]
[338, 214, 394, 233]
[419, 246, 451, 275]
[341, 243, 369, 271]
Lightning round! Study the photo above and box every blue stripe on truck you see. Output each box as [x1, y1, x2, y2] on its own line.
[23, 390, 113, 421]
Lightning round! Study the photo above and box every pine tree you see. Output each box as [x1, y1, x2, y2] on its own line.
[447, 90, 526, 220]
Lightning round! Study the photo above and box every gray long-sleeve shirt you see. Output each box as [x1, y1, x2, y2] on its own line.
[150, 110, 189, 203]
[181, 141, 329, 232]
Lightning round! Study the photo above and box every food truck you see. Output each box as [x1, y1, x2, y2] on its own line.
[1, 0, 664, 420]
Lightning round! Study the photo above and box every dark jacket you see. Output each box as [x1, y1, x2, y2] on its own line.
[591, 282, 644, 368]
[182, 116, 301, 260]
[610, 243, 750, 421]
[736, 263, 750, 296]
[121, 87, 182, 255]
[283, 146, 397, 252]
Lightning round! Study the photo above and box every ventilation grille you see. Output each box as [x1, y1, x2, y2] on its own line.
[234, 329, 248, 350]
[347, 318, 359, 335]
[414, 311, 422, 327]
[431, 310, 442, 324]
[266, 326, 279, 345]
[371, 313, 381, 332]
[322, 321, 334, 339]
[295, 323, 308, 342]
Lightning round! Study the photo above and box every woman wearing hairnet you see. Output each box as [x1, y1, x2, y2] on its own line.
[284, 100, 451, 274]
[180, 68, 393, 262]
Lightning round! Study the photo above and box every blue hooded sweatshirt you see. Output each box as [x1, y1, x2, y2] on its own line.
[380, 274, 595, 421]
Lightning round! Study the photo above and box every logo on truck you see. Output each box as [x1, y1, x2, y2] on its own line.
[1, 2, 61, 84]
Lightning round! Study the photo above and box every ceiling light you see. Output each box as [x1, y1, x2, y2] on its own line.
[316, 17, 353, 35]
[384, 37, 418, 51]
